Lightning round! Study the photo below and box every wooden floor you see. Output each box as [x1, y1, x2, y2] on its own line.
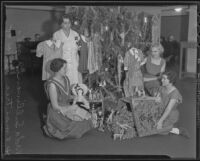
[3, 66, 197, 159]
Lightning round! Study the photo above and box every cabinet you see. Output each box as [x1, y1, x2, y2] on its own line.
[16, 41, 42, 74]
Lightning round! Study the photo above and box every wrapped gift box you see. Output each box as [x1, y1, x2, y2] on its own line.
[131, 97, 165, 137]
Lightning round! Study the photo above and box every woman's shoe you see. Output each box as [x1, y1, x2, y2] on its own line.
[179, 127, 190, 139]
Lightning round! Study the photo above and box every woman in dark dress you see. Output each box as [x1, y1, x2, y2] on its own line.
[143, 43, 166, 96]
[153, 71, 186, 136]
[43, 58, 95, 139]
[140, 71, 189, 138]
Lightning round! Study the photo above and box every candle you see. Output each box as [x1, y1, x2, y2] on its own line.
[144, 17, 147, 23]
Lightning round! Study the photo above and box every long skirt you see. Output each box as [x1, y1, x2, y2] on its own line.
[43, 105, 93, 139]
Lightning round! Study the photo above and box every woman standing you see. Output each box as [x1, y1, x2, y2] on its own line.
[53, 14, 82, 85]
[143, 43, 166, 96]
[43, 58, 95, 139]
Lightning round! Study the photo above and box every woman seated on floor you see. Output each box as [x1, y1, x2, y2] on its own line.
[43, 58, 96, 140]
[151, 71, 189, 137]
[107, 71, 189, 139]
[143, 43, 166, 96]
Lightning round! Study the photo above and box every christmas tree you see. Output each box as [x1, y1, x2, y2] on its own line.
[66, 6, 154, 101]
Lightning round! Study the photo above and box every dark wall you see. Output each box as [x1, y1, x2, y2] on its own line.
[5, 8, 64, 41]
[161, 14, 189, 42]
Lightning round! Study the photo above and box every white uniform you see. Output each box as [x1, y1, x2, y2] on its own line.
[53, 29, 82, 85]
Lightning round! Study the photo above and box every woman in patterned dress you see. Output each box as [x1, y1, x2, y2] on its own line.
[43, 58, 96, 139]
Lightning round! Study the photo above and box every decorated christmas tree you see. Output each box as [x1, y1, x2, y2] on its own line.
[65, 6, 154, 102]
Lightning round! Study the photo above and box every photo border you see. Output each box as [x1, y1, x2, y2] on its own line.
[1, 0, 199, 160]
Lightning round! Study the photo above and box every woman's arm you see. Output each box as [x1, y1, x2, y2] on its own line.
[80, 96, 90, 109]
[48, 83, 67, 114]
[72, 96, 77, 105]
[143, 77, 158, 82]
[53, 32, 59, 41]
[140, 57, 147, 66]
[161, 60, 166, 73]
[157, 99, 177, 129]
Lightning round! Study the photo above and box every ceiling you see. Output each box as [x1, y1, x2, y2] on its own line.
[6, 5, 193, 16]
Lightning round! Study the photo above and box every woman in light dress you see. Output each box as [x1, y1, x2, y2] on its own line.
[53, 14, 82, 85]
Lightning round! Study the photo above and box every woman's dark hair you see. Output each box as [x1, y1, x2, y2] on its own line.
[50, 58, 67, 73]
[162, 70, 177, 84]
[62, 14, 72, 23]
[58, 14, 72, 25]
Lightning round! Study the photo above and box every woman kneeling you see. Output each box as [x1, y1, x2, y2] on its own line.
[43, 58, 96, 139]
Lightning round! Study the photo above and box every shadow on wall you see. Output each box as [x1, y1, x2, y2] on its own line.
[40, 6, 65, 40]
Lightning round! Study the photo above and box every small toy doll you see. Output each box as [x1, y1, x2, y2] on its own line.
[97, 107, 105, 132]
[72, 84, 90, 109]
[123, 47, 147, 97]
[135, 86, 146, 97]
[68, 83, 91, 121]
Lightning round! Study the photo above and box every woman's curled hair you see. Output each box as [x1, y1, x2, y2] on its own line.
[50, 58, 67, 73]
[151, 43, 164, 55]
[162, 70, 177, 84]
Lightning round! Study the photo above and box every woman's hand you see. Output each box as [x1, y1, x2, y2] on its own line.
[156, 120, 163, 130]
[140, 57, 147, 66]
[155, 96, 161, 103]
[60, 107, 70, 116]
[81, 103, 90, 109]
[72, 97, 78, 105]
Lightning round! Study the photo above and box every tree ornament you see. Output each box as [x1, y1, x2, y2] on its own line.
[120, 32, 125, 39]
[144, 17, 147, 23]
[127, 42, 132, 48]
[105, 25, 109, 31]
[74, 20, 79, 25]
